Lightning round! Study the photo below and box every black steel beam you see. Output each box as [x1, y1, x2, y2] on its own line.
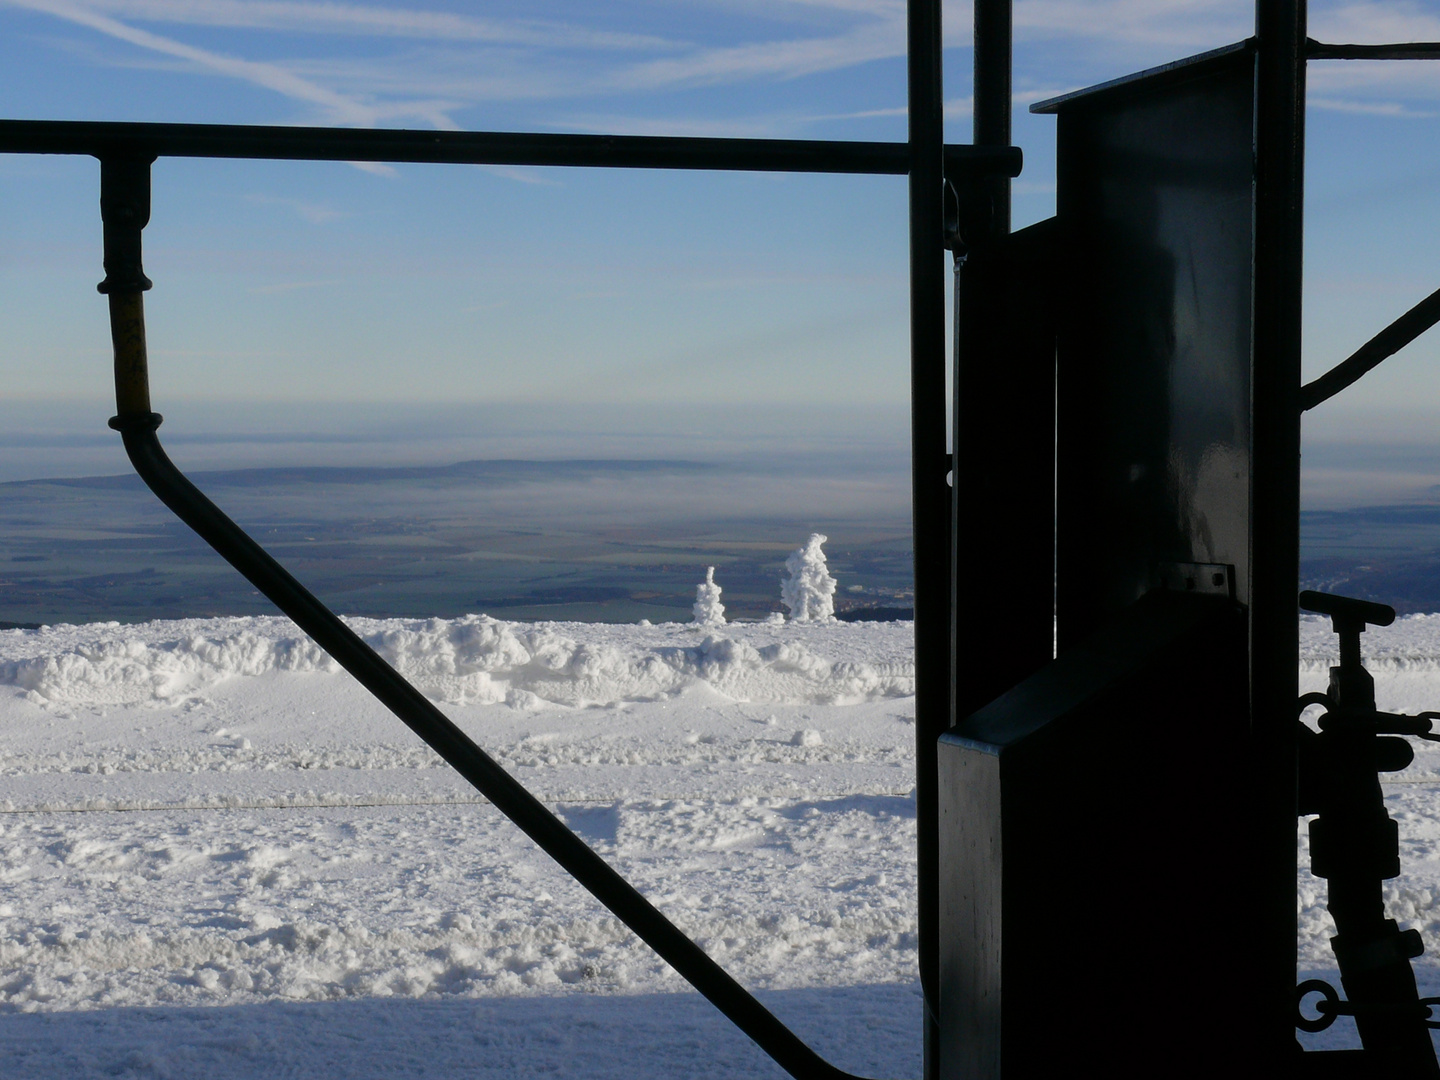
[972, 0, 1013, 235]
[0, 118, 1019, 179]
[908, 1, 948, 1076]
[1252, 0, 1308, 1066]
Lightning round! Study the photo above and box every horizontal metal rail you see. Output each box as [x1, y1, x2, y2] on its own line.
[0, 118, 1020, 179]
[1308, 39, 1440, 61]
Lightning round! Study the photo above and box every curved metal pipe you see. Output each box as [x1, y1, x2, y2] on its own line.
[100, 157, 889, 1080]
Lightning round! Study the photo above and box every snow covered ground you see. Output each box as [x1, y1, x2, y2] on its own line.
[1, 611, 1439, 1075]
[0, 615, 919, 1078]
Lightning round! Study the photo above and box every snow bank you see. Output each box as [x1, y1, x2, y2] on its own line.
[692, 567, 725, 627]
[1301, 612, 1440, 674]
[781, 534, 837, 622]
[22, 608, 1440, 714]
[0, 628, 337, 708]
[0, 615, 914, 710]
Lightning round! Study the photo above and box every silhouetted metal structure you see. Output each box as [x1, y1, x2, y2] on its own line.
[9, 0, 1440, 1077]
[1295, 592, 1440, 1070]
[943, 2, 1440, 1077]
[22, 117, 1015, 1080]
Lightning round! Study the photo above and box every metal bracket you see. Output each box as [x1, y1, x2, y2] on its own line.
[1153, 562, 1237, 601]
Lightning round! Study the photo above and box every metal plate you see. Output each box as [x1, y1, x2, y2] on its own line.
[1051, 53, 1255, 648]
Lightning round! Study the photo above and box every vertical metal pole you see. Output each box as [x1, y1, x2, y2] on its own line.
[1252, 0, 1306, 1064]
[98, 157, 157, 420]
[972, 0, 1012, 236]
[908, 0, 947, 1076]
[953, 2, 1020, 729]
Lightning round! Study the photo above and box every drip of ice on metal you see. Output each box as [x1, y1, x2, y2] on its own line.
[781, 534, 837, 622]
[692, 566, 726, 626]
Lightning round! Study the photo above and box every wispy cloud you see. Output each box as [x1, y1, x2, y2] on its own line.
[281, 52, 571, 105]
[1004, 0, 1440, 117]
[20, 0, 1247, 151]
[475, 164, 560, 187]
[246, 277, 342, 294]
[38, 0, 677, 50]
[5, 0, 911, 131]
[8, 0, 413, 125]
[556, 113, 805, 139]
[1311, 1, 1440, 45]
[1310, 97, 1436, 118]
[1308, 56, 1440, 115]
[1012, 0, 1251, 48]
[1005, 0, 1440, 54]
[30, 0, 1440, 150]
[1308, 0, 1440, 118]
[244, 193, 345, 224]
[349, 160, 398, 177]
[775, 0, 905, 16]
[609, 19, 906, 91]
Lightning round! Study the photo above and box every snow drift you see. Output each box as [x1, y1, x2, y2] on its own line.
[0, 614, 914, 710]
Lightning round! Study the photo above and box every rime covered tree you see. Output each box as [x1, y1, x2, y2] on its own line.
[692, 566, 726, 626]
[781, 534, 837, 622]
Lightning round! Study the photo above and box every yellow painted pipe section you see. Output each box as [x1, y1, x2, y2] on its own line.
[108, 290, 152, 417]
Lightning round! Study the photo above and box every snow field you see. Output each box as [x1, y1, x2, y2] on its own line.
[0, 615, 920, 1077]
[0, 796, 917, 1011]
[5, 612, 1440, 1069]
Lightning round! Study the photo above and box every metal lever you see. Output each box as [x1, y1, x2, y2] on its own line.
[1299, 590, 1395, 713]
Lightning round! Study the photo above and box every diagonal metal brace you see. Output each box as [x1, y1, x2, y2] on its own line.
[1300, 284, 1440, 411]
[99, 155, 889, 1080]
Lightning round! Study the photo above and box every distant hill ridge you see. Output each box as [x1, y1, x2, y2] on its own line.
[3, 458, 717, 492]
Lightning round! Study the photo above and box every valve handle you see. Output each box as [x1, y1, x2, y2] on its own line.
[1300, 591, 1394, 711]
[1300, 590, 1395, 630]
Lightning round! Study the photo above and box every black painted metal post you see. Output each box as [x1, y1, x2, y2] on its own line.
[1253, 0, 1307, 1063]
[908, 0, 947, 1075]
[972, 0, 1012, 236]
[952, 2, 1024, 729]
[97, 156, 156, 420]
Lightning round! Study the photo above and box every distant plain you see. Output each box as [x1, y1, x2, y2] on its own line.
[0, 457, 913, 626]
[9, 402, 1440, 623]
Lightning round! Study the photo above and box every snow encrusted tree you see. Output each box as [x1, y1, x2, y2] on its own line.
[692, 566, 726, 626]
[781, 533, 837, 622]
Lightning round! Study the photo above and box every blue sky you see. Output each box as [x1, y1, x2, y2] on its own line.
[4, 1, 1440, 495]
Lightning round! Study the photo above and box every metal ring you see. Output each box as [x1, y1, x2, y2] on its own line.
[108, 411, 164, 433]
[1296, 979, 1340, 1033]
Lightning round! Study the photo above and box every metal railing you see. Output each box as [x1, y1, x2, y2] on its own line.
[1, 86, 1018, 1080]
